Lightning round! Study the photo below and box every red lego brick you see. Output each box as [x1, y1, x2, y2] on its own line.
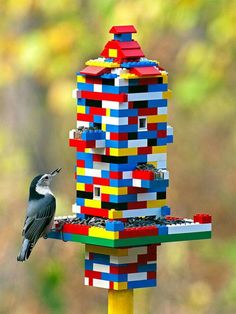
[147, 271, 156, 279]
[194, 214, 212, 224]
[80, 66, 108, 76]
[127, 201, 147, 209]
[93, 154, 102, 162]
[86, 77, 102, 84]
[138, 146, 152, 155]
[130, 67, 161, 76]
[81, 91, 127, 102]
[85, 270, 102, 280]
[128, 116, 138, 124]
[89, 107, 106, 116]
[110, 171, 123, 179]
[148, 123, 158, 131]
[132, 169, 155, 180]
[127, 187, 147, 194]
[138, 108, 157, 116]
[110, 132, 128, 140]
[85, 184, 93, 192]
[139, 78, 161, 85]
[101, 194, 110, 202]
[157, 130, 167, 138]
[62, 224, 90, 236]
[119, 226, 158, 239]
[109, 25, 137, 34]
[77, 113, 94, 122]
[93, 177, 110, 186]
[77, 160, 85, 167]
[69, 138, 96, 149]
[147, 245, 157, 255]
[81, 206, 109, 218]
[121, 49, 144, 59]
[110, 263, 138, 274]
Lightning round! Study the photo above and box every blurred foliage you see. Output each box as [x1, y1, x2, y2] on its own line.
[0, 0, 236, 313]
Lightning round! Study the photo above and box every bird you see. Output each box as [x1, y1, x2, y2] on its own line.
[17, 168, 61, 262]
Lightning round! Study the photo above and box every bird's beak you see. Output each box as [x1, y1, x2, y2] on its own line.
[50, 168, 62, 176]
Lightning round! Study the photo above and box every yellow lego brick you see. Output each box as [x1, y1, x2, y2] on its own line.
[85, 244, 129, 256]
[162, 73, 168, 83]
[109, 49, 118, 58]
[147, 199, 167, 208]
[109, 147, 137, 157]
[89, 226, 119, 240]
[106, 108, 110, 116]
[152, 146, 167, 153]
[77, 75, 86, 83]
[113, 282, 128, 290]
[86, 59, 120, 68]
[120, 73, 139, 79]
[101, 186, 127, 195]
[76, 167, 85, 175]
[108, 209, 123, 219]
[77, 105, 86, 114]
[102, 123, 106, 131]
[163, 89, 172, 99]
[76, 182, 85, 191]
[147, 114, 167, 123]
[85, 199, 101, 208]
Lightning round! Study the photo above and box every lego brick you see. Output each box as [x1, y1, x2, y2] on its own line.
[109, 25, 137, 34]
[81, 91, 127, 102]
[130, 67, 161, 76]
[194, 214, 212, 224]
[80, 66, 108, 76]
[106, 221, 125, 231]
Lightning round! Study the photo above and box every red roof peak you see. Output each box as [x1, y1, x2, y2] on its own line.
[109, 25, 137, 34]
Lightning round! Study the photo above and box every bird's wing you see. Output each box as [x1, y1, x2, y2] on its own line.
[23, 195, 56, 244]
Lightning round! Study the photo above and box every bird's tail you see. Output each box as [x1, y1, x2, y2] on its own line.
[17, 238, 33, 262]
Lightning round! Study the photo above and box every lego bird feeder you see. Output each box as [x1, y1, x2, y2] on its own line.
[48, 25, 212, 314]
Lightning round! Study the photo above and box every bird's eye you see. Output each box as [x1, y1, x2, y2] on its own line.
[44, 176, 49, 180]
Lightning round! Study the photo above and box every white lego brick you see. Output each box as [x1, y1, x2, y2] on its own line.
[77, 121, 90, 128]
[137, 192, 157, 202]
[158, 107, 168, 115]
[162, 170, 169, 180]
[69, 129, 76, 139]
[123, 207, 162, 218]
[158, 161, 167, 168]
[128, 272, 147, 281]
[93, 162, 110, 171]
[102, 116, 128, 126]
[85, 168, 101, 177]
[167, 223, 212, 234]
[128, 139, 147, 148]
[93, 263, 110, 273]
[95, 140, 105, 148]
[94, 84, 102, 92]
[132, 179, 142, 187]
[102, 100, 128, 109]
[89, 148, 105, 155]
[72, 88, 78, 99]
[114, 77, 129, 86]
[128, 92, 162, 101]
[123, 171, 132, 179]
[106, 132, 110, 140]
[85, 252, 89, 259]
[84, 277, 89, 285]
[72, 203, 81, 213]
[147, 153, 167, 162]
[167, 125, 173, 136]
[93, 279, 110, 289]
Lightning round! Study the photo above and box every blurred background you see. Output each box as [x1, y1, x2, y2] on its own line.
[0, 0, 236, 313]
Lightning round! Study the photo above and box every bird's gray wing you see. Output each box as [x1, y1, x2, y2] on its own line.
[23, 195, 56, 244]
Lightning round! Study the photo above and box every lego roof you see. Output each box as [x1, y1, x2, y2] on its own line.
[109, 25, 137, 34]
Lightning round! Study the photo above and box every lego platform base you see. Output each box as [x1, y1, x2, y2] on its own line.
[47, 215, 212, 248]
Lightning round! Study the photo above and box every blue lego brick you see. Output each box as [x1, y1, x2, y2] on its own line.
[101, 73, 118, 79]
[85, 259, 94, 270]
[121, 60, 158, 68]
[109, 194, 137, 203]
[138, 130, 157, 139]
[76, 198, 85, 206]
[166, 135, 174, 144]
[101, 170, 110, 178]
[101, 272, 127, 282]
[136, 179, 169, 189]
[105, 220, 125, 232]
[137, 264, 157, 272]
[92, 253, 111, 265]
[114, 33, 132, 41]
[157, 123, 167, 130]
[47, 231, 62, 240]
[148, 84, 168, 92]
[128, 279, 157, 289]
[110, 109, 138, 117]
[161, 206, 171, 216]
[76, 72, 86, 76]
[157, 138, 168, 146]
[76, 175, 93, 184]
[106, 124, 137, 133]
[77, 82, 94, 92]
[93, 115, 102, 123]
[157, 225, 168, 235]
[104, 58, 114, 62]
[81, 130, 105, 141]
[106, 140, 128, 148]
[102, 85, 128, 94]
[110, 179, 132, 187]
[148, 99, 167, 108]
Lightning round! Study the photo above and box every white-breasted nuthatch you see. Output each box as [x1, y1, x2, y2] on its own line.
[17, 168, 61, 262]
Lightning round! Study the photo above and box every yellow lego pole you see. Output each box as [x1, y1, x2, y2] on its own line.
[108, 290, 133, 314]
